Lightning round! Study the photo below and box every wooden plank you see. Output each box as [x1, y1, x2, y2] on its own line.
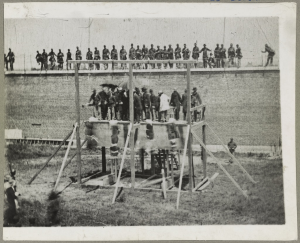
[112, 123, 133, 203]
[176, 125, 190, 209]
[102, 146, 106, 173]
[136, 174, 157, 188]
[191, 131, 248, 198]
[162, 169, 167, 199]
[202, 125, 207, 178]
[171, 154, 174, 184]
[75, 64, 82, 185]
[28, 129, 73, 185]
[54, 123, 77, 191]
[186, 64, 193, 191]
[129, 63, 135, 190]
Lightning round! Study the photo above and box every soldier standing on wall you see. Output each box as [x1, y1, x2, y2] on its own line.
[94, 47, 101, 70]
[192, 43, 200, 68]
[149, 44, 156, 69]
[120, 45, 127, 70]
[227, 138, 237, 164]
[175, 44, 181, 69]
[214, 44, 220, 68]
[167, 44, 174, 69]
[199, 44, 211, 68]
[35, 51, 43, 67]
[49, 53, 56, 70]
[7, 48, 15, 71]
[227, 43, 235, 67]
[48, 48, 56, 58]
[102, 45, 110, 70]
[236, 44, 243, 68]
[66, 49, 72, 70]
[155, 45, 162, 69]
[4, 54, 8, 71]
[261, 44, 276, 67]
[41, 49, 48, 71]
[75, 46, 82, 70]
[182, 44, 190, 68]
[86, 48, 93, 70]
[142, 44, 149, 69]
[163, 46, 169, 69]
[111, 45, 118, 69]
[207, 53, 216, 68]
[135, 45, 143, 69]
[57, 49, 64, 70]
[219, 44, 227, 68]
[129, 44, 136, 69]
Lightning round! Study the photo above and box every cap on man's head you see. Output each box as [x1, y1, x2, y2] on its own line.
[122, 45, 124, 47]
[151, 44, 153, 46]
[76, 46, 79, 48]
[131, 43, 133, 45]
[230, 138, 233, 140]
[158, 90, 163, 94]
[43, 49, 45, 51]
[113, 45, 115, 47]
[193, 87, 197, 91]
[204, 44, 206, 46]
[149, 89, 153, 92]
[68, 49, 70, 51]
[92, 88, 96, 91]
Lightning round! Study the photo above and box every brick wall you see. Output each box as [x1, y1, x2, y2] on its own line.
[5, 69, 281, 146]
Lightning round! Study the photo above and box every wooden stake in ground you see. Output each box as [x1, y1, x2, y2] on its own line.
[28, 129, 73, 185]
[176, 125, 190, 209]
[112, 123, 133, 203]
[162, 168, 167, 199]
[54, 123, 78, 191]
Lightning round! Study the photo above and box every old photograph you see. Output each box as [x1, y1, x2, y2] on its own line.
[2, 2, 297, 241]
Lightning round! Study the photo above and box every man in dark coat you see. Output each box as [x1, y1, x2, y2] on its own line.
[4, 177, 19, 225]
[4, 54, 8, 71]
[96, 87, 109, 120]
[149, 44, 156, 69]
[208, 53, 216, 68]
[57, 49, 64, 70]
[120, 45, 127, 70]
[219, 44, 227, 68]
[227, 138, 237, 163]
[167, 44, 174, 69]
[111, 45, 118, 69]
[192, 43, 200, 68]
[66, 49, 72, 70]
[35, 51, 43, 69]
[133, 90, 142, 123]
[191, 87, 202, 122]
[228, 43, 235, 67]
[86, 48, 93, 70]
[75, 46, 82, 70]
[136, 45, 143, 69]
[214, 44, 220, 68]
[142, 87, 151, 120]
[142, 44, 149, 69]
[182, 44, 190, 68]
[107, 89, 116, 120]
[181, 89, 188, 120]
[149, 89, 159, 121]
[82, 88, 99, 117]
[121, 90, 129, 121]
[155, 46, 162, 69]
[170, 88, 181, 120]
[102, 45, 110, 70]
[94, 47, 101, 70]
[199, 44, 211, 68]
[175, 44, 181, 69]
[41, 49, 48, 71]
[262, 44, 275, 67]
[236, 44, 243, 68]
[129, 44, 136, 69]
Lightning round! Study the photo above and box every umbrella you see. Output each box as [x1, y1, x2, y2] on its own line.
[100, 83, 118, 90]
[119, 79, 143, 91]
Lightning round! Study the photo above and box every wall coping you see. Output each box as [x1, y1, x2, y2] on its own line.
[4, 66, 279, 76]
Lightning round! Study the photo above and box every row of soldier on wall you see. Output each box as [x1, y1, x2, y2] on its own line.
[4, 44, 275, 71]
[83, 86, 203, 123]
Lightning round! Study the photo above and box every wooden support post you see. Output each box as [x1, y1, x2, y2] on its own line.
[112, 123, 133, 203]
[166, 150, 169, 177]
[151, 154, 155, 175]
[129, 64, 135, 190]
[186, 63, 194, 191]
[171, 154, 174, 184]
[176, 125, 190, 209]
[202, 125, 207, 178]
[75, 64, 81, 185]
[102, 146, 106, 173]
[140, 148, 145, 174]
[162, 168, 167, 199]
[114, 159, 118, 182]
[54, 123, 77, 191]
[28, 130, 73, 185]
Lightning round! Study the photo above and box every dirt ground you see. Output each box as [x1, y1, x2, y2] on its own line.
[3, 145, 285, 226]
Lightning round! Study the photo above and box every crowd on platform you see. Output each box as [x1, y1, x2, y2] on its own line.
[83, 86, 203, 123]
[4, 44, 276, 71]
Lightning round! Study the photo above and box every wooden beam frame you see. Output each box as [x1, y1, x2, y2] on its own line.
[69, 60, 203, 64]
[129, 63, 135, 190]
